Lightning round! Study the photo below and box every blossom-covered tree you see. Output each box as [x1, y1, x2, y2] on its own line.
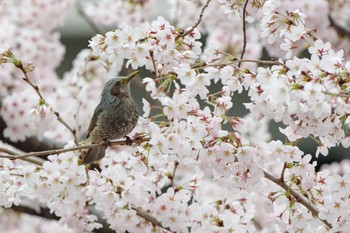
[1, 0, 350, 232]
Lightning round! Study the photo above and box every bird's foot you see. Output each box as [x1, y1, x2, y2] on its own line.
[125, 136, 132, 146]
[103, 139, 110, 148]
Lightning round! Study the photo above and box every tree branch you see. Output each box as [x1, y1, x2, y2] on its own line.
[181, 0, 212, 38]
[11, 205, 116, 233]
[239, 59, 285, 66]
[238, 0, 249, 67]
[323, 91, 350, 98]
[193, 59, 285, 69]
[170, 160, 179, 188]
[133, 207, 174, 232]
[76, 0, 103, 35]
[262, 169, 332, 230]
[149, 50, 159, 79]
[328, 13, 350, 38]
[10, 204, 173, 233]
[0, 146, 45, 165]
[0, 146, 18, 155]
[20, 69, 79, 145]
[11, 204, 60, 220]
[0, 136, 148, 161]
[5, 52, 80, 146]
[279, 162, 287, 182]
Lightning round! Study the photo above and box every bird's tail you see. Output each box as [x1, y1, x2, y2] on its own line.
[82, 145, 106, 164]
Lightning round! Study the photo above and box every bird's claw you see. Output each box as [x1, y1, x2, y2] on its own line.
[125, 136, 132, 146]
[103, 139, 109, 148]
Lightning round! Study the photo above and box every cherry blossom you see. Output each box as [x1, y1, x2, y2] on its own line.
[1, 0, 350, 232]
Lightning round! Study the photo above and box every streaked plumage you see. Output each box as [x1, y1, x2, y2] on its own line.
[82, 71, 139, 164]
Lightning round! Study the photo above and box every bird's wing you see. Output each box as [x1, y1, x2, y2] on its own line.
[86, 103, 105, 139]
[86, 99, 122, 139]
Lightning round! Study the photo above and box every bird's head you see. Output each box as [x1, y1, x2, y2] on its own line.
[109, 70, 139, 97]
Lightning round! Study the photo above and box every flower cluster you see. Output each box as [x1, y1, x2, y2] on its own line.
[0, 208, 76, 233]
[246, 39, 350, 155]
[1, 89, 39, 142]
[260, 0, 350, 59]
[0, 0, 69, 95]
[0, 0, 71, 142]
[90, 16, 202, 76]
[1, 149, 100, 232]
[1, 0, 350, 232]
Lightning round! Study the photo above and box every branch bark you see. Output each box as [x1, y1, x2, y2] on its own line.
[262, 169, 332, 230]
[11, 205, 115, 233]
[328, 13, 350, 37]
[10, 204, 173, 233]
[0, 146, 45, 165]
[0, 136, 148, 161]
[11, 204, 60, 220]
[238, 0, 249, 67]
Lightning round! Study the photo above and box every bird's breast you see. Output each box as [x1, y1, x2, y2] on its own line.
[91, 97, 138, 142]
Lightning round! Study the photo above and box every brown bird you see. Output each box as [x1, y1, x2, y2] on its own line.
[82, 71, 139, 164]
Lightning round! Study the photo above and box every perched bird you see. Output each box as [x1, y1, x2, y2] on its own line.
[82, 71, 139, 164]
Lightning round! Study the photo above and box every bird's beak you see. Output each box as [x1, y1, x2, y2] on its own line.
[124, 70, 139, 84]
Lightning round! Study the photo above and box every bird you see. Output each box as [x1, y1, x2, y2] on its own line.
[82, 70, 139, 164]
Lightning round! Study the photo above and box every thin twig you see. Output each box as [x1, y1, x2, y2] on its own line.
[0, 136, 148, 160]
[7, 53, 79, 145]
[1, 50, 79, 145]
[0, 144, 91, 159]
[0, 154, 44, 166]
[170, 160, 179, 187]
[133, 207, 174, 232]
[280, 162, 287, 182]
[239, 59, 285, 66]
[11, 205, 60, 220]
[149, 51, 159, 79]
[15, 63, 79, 145]
[0, 146, 17, 155]
[323, 91, 350, 98]
[262, 169, 332, 230]
[194, 59, 285, 69]
[238, 0, 249, 67]
[181, 0, 212, 38]
[0, 147, 45, 166]
[76, 0, 103, 35]
[12, 205, 115, 233]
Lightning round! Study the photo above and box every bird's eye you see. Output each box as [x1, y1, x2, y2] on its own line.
[115, 81, 121, 86]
